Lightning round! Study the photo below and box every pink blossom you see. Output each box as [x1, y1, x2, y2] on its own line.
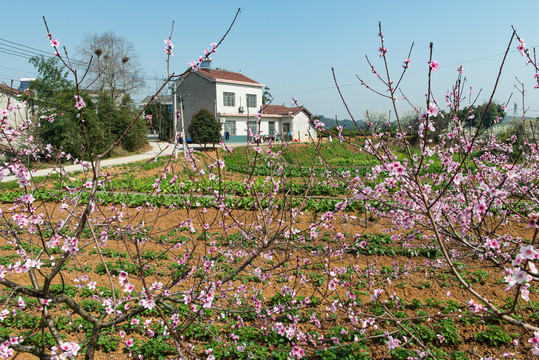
[139, 298, 156, 310]
[289, 345, 305, 359]
[189, 61, 199, 71]
[520, 245, 538, 260]
[17, 296, 25, 309]
[164, 39, 174, 56]
[125, 338, 134, 348]
[74, 95, 86, 110]
[19, 194, 35, 204]
[371, 288, 383, 301]
[50, 38, 60, 47]
[426, 103, 439, 116]
[528, 213, 539, 228]
[517, 39, 527, 56]
[453, 173, 463, 186]
[485, 238, 500, 250]
[386, 335, 401, 351]
[513, 268, 532, 284]
[54, 342, 80, 358]
[476, 202, 487, 214]
[328, 279, 337, 291]
[521, 286, 530, 301]
[437, 334, 445, 343]
[529, 331, 539, 345]
[429, 60, 439, 72]
[402, 57, 411, 69]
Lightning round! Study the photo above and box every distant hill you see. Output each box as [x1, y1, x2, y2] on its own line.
[315, 115, 363, 130]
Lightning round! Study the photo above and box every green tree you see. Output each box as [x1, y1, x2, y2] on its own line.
[188, 108, 222, 149]
[145, 103, 172, 141]
[27, 56, 73, 112]
[462, 102, 506, 129]
[36, 89, 101, 158]
[262, 86, 272, 105]
[27, 56, 101, 157]
[28, 55, 147, 158]
[116, 95, 148, 152]
[96, 93, 148, 153]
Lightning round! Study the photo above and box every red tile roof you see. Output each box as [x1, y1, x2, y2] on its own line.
[196, 68, 263, 86]
[0, 84, 21, 96]
[261, 105, 312, 117]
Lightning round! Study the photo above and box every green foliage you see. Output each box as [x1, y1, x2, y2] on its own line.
[145, 102, 172, 141]
[188, 108, 222, 148]
[27, 55, 147, 158]
[27, 55, 73, 108]
[462, 102, 506, 129]
[96, 93, 148, 152]
[473, 325, 514, 345]
[262, 86, 272, 104]
[132, 336, 175, 359]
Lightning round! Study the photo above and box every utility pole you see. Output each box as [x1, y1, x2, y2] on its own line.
[171, 77, 189, 158]
[171, 81, 178, 158]
[179, 94, 188, 158]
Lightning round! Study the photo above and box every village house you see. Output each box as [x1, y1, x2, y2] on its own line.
[0, 83, 28, 148]
[173, 60, 316, 142]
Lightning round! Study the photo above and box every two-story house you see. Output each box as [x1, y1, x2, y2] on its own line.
[174, 61, 315, 142]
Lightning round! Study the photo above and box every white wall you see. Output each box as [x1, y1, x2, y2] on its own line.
[219, 110, 315, 142]
[216, 82, 263, 114]
[0, 94, 29, 141]
[291, 112, 316, 141]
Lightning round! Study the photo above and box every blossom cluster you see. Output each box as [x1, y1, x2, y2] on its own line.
[189, 42, 217, 71]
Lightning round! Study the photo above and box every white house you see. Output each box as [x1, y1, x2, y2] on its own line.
[259, 104, 315, 142]
[0, 84, 28, 149]
[175, 62, 315, 142]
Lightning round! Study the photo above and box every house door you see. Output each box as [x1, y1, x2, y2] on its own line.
[248, 121, 258, 141]
[268, 121, 275, 136]
[224, 121, 236, 134]
[224, 120, 236, 141]
[283, 122, 291, 141]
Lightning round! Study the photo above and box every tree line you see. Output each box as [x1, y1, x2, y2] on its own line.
[22, 32, 149, 160]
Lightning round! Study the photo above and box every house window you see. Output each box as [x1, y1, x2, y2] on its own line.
[223, 92, 235, 107]
[246, 94, 257, 108]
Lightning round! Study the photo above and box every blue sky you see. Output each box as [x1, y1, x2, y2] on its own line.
[2, 0, 539, 120]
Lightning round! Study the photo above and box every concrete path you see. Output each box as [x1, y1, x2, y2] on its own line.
[2, 140, 251, 183]
[3, 140, 177, 183]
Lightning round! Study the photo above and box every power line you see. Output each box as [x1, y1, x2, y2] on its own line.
[0, 37, 50, 57]
[0, 37, 173, 89]
[0, 65, 37, 75]
[0, 38, 163, 85]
